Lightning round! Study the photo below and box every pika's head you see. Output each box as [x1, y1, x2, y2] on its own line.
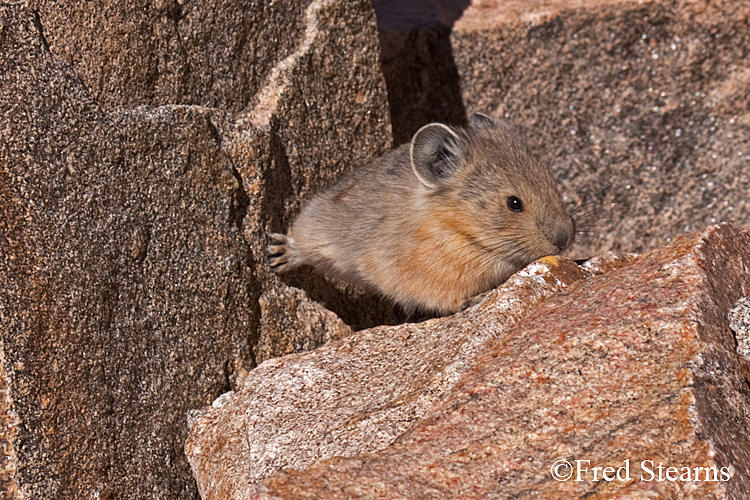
[410, 113, 575, 271]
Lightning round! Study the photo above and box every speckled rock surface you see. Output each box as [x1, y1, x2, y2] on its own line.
[0, 0, 391, 498]
[254, 284, 352, 363]
[188, 223, 750, 499]
[184, 254, 636, 497]
[729, 296, 750, 360]
[376, 0, 750, 260]
[33, 0, 306, 113]
[0, 344, 19, 500]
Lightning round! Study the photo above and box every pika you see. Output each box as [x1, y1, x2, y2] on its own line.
[268, 113, 575, 315]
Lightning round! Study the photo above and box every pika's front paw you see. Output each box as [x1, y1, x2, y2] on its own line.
[267, 233, 292, 273]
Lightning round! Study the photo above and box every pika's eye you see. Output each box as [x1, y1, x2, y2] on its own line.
[506, 196, 524, 212]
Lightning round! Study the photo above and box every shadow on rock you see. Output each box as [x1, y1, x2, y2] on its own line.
[373, 0, 471, 145]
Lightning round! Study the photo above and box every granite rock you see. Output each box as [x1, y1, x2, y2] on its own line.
[186, 254, 595, 498]
[254, 284, 352, 363]
[376, 0, 750, 259]
[0, 0, 391, 498]
[729, 296, 750, 361]
[0, 343, 19, 500]
[34, 0, 306, 113]
[187, 223, 750, 499]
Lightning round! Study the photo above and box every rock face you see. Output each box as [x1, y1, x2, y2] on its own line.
[729, 296, 750, 361]
[0, 0, 391, 498]
[35, 0, 307, 114]
[0, 345, 18, 500]
[376, 0, 750, 259]
[186, 223, 750, 499]
[185, 254, 604, 497]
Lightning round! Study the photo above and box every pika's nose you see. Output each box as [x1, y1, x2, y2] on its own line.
[552, 219, 575, 253]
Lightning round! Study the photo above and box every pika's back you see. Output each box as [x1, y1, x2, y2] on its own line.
[269, 113, 575, 315]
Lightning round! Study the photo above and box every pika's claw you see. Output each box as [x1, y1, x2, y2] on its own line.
[270, 233, 287, 244]
[267, 244, 286, 256]
[268, 253, 289, 267]
[267, 233, 288, 257]
[268, 256, 289, 272]
[267, 233, 292, 273]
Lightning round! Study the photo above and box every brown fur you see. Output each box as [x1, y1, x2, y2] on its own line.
[268, 114, 575, 315]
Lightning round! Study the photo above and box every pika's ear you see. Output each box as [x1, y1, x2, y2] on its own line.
[410, 123, 463, 188]
[469, 112, 496, 129]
